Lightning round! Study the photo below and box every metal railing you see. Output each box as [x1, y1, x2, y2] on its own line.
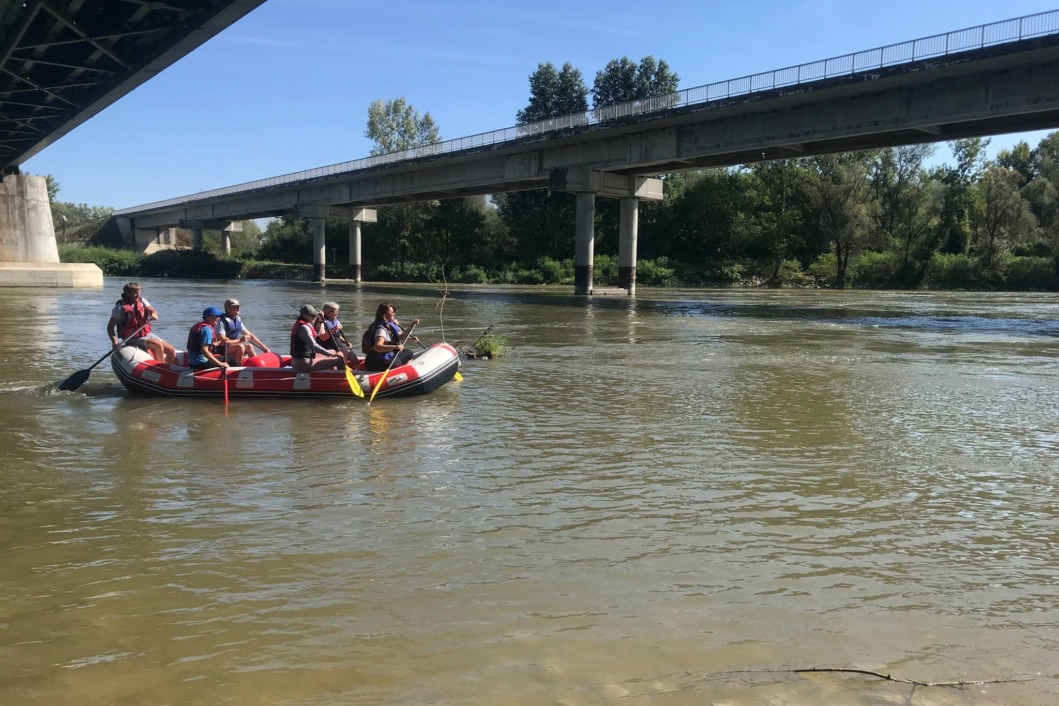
[115, 9, 1059, 216]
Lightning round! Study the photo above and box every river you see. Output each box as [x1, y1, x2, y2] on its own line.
[1, 278, 1056, 705]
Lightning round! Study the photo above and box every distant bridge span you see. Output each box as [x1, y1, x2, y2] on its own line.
[115, 11, 1059, 294]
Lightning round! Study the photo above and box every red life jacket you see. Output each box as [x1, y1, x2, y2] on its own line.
[290, 319, 317, 359]
[116, 298, 152, 338]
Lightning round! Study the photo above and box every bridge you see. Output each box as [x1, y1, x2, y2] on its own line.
[0, 0, 264, 286]
[51, 10, 1059, 294]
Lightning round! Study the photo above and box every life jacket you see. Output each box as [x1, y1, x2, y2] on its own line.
[186, 321, 214, 360]
[290, 319, 317, 359]
[219, 314, 244, 341]
[319, 316, 341, 351]
[363, 319, 401, 364]
[116, 298, 152, 338]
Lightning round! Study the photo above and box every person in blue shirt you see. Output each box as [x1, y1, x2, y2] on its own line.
[187, 307, 230, 371]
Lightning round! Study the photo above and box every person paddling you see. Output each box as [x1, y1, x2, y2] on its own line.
[106, 282, 177, 365]
[290, 304, 344, 372]
[363, 302, 418, 372]
[315, 301, 358, 366]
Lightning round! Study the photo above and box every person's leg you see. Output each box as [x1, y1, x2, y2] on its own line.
[161, 338, 177, 365]
[309, 355, 343, 371]
[144, 337, 165, 362]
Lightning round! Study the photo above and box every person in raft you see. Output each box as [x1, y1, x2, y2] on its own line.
[187, 307, 230, 371]
[363, 302, 419, 372]
[106, 281, 177, 364]
[315, 301, 358, 366]
[214, 297, 270, 364]
[290, 304, 344, 372]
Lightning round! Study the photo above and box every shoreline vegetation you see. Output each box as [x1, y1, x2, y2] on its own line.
[59, 244, 1059, 291]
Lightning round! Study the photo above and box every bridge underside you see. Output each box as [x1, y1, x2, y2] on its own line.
[0, 0, 264, 172]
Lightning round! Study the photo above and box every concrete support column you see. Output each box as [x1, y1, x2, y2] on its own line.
[221, 231, 231, 255]
[312, 218, 327, 282]
[618, 197, 639, 295]
[349, 220, 362, 282]
[192, 228, 203, 251]
[0, 174, 59, 262]
[574, 192, 595, 296]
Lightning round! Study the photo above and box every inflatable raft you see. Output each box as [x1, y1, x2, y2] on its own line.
[110, 343, 460, 399]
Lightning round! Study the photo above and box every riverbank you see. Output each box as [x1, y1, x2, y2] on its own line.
[59, 245, 1059, 291]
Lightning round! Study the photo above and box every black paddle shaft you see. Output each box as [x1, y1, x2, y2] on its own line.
[57, 322, 150, 391]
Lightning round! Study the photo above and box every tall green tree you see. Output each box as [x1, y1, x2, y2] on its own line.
[802, 151, 879, 289]
[935, 137, 990, 254]
[590, 56, 679, 108]
[515, 62, 588, 125]
[365, 97, 440, 156]
[364, 97, 442, 264]
[870, 144, 942, 277]
[971, 166, 1036, 269]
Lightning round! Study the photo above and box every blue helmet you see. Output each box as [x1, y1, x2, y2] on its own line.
[203, 306, 223, 318]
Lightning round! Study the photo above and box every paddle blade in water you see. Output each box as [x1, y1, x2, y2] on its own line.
[345, 365, 364, 397]
[57, 369, 90, 392]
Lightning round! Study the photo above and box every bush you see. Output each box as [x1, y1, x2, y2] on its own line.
[536, 257, 571, 284]
[996, 254, 1056, 290]
[852, 250, 902, 288]
[636, 257, 678, 287]
[469, 332, 510, 359]
[593, 253, 618, 285]
[922, 252, 986, 289]
[807, 253, 838, 287]
[774, 258, 816, 288]
[60, 245, 143, 275]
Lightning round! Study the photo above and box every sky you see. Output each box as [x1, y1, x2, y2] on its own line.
[22, 0, 1059, 209]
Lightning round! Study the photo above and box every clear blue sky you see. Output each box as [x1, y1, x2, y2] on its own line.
[22, 0, 1059, 209]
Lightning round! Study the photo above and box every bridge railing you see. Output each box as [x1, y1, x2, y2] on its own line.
[116, 9, 1059, 216]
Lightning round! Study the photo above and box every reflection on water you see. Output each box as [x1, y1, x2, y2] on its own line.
[0, 279, 1057, 705]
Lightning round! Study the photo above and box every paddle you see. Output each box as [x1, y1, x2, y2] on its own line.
[369, 321, 416, 404]
[324, 326, 364, 397]
[57, 322, 149, 391]
[401, 323, 463, 381]
[223, 342, 229, 407]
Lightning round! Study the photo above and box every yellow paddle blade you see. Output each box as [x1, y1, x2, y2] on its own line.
[454, 371, 463, 381]
[345, 365, 364, 397]
[368, 369, 390, 404]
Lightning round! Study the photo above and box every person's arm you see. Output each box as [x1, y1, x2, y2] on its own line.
[107, 315, 121, 347]
[374, 330, 403, 355]
[202, 332, 228, 368]
[398, 319, 420, 343]
[299, 324, 334, 357]
[141, 298, 159, 321]
[245, 329, 269, 353]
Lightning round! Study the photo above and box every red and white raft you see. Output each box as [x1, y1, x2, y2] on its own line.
[110, 343, 461, 399]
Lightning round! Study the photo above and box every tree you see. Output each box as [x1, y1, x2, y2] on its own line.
[995, 141, 1036, 186]
[515, 62, 588, 125]
[365, 97, 440, 156]
[591, 56, 679, 109]
[935, 137, 990, 254]
[802, 151, 880, 289]
[971, 166, 1036, 269]
[870, 145, 942, 277]
[364, 98, 442, 266]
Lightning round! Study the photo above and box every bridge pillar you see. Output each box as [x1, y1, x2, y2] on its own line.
[312, 218, 326, 282]
[618, 197, 638, 295]
[349, 220, 362, 283]
[0, 173, 102, 287]
[574, 193, 595, 296]
[192, 228, 203, 251]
